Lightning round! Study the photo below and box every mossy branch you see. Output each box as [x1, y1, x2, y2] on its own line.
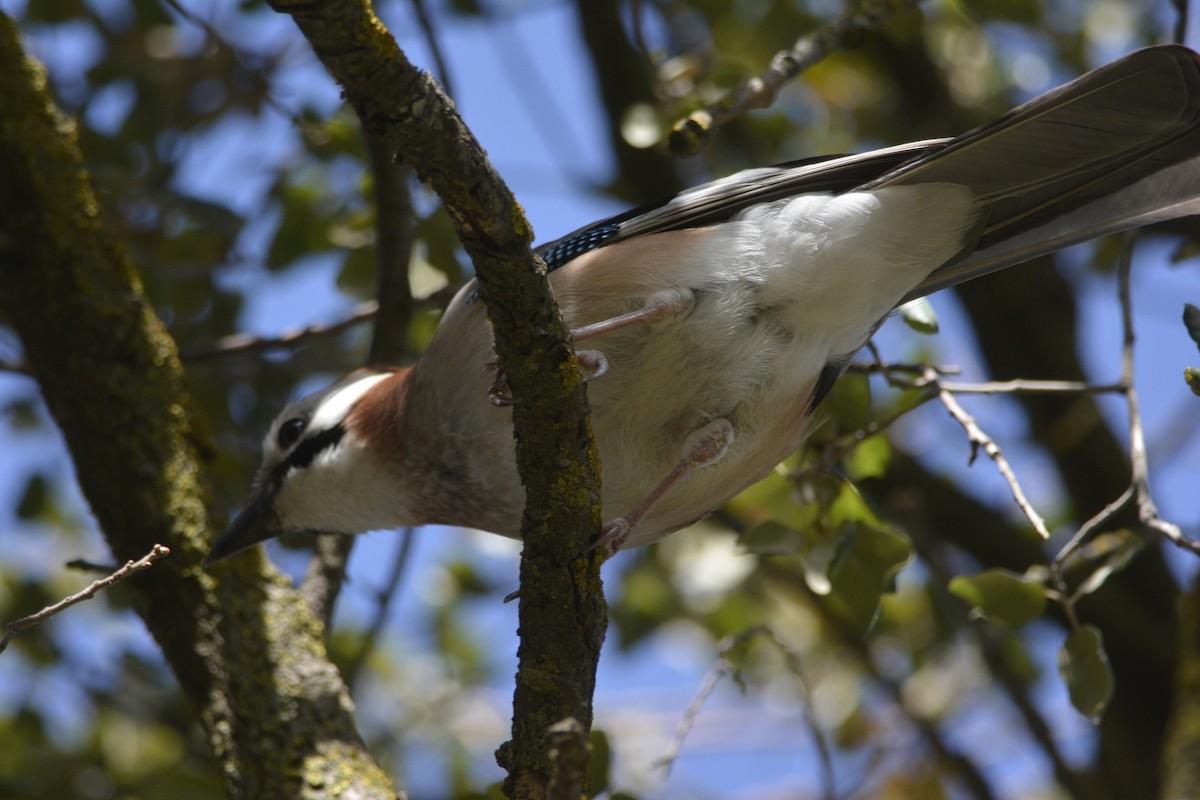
[263, 1, 607, 796]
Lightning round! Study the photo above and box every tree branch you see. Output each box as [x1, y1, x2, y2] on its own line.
[0, 15, 397, 797]
[262, 2, 607, 796]
[668, 0, 919, 156]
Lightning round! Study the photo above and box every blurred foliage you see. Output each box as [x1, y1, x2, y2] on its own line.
[1, 0, 1197, 799]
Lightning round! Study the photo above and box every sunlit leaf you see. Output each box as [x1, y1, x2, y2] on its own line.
[845, 434, 890, 480]
[1058, 625, 1114, 723]
[1186, 366, 1200, 396]
[948, 568, 1046, 628]
[898, 297, 939, 334]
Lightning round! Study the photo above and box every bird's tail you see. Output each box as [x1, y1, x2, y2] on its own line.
[872, 45, 1200, 298]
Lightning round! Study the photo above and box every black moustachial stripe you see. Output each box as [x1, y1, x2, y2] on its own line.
[271, 425, 345, 486]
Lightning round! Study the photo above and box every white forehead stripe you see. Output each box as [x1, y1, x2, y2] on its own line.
[309, 373, 391, 432]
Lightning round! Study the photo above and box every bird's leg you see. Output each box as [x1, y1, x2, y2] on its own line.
[487, 288, 693, 406]
[570, 287, 695, 343]
[591, 417, 735, 558]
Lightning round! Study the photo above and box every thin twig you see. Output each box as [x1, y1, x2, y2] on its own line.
[656, 639, 737, 774]
[343, 529, 416, 693]
[775, 567, 1000, 800]
[1050, 486, 1136, 590]
[410, 0, 453, 97]
[1, 544, 170, 655]
[1116, 235, 1200, 555]
[183, 301, 378, 361]
[656, 627, 837, 800]
[940, 379, 1124, 396]
[847, 358, 961, 378]
[926, 367, 1052, 540]
[762, 629, 836, 800]
[668, 0, 919, 155]
[801, 387, 938, 479]
[0, 356, 29, 374]
[910, 527, 1093, 800]
[64, 558, 120, 573]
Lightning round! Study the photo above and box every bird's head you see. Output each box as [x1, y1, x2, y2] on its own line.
[206, 367, 414, 565]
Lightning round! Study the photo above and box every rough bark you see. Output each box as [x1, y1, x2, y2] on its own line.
[0, 15, 397, 799]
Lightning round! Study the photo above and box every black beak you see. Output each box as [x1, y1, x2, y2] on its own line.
[206, 489, 284, 566]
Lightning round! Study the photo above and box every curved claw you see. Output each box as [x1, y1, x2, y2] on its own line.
[576, 349, 609, 381]
[589, 517, 633, 560]
[486, 357, 518, 406]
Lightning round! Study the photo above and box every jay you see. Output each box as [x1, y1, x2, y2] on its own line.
[208, 45, 1200, 565]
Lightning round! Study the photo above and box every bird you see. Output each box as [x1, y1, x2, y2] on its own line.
[207, 45, 1200, 566]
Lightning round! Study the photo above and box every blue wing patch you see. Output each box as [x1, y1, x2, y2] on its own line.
[537, 222, 623, 270]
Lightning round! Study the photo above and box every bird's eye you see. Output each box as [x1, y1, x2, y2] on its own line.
[277, 418, 306, 449]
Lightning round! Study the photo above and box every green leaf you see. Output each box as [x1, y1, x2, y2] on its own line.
[588, 728, 612, 796]
[738, 521, 805, 556]
[898, 297, 939, 334]
[1058, 625, 1114, 723]
[845, 434, 891, 480]
[948, 568, 1046, 628]
[823, 371, 871, 430]
[824, 523, 913, 637]
[1184, 303, 1200, 349]
[267, 182, 332, 270]
[16, 474, 49, 521]
[1185, 366, 1200, 396]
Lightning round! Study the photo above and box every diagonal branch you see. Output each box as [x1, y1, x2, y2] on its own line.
[668, 0, 919, 156]
[926, 367, 1053, 541]
[263, 2, 607, 796]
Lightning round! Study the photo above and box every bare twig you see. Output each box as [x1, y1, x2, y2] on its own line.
[657, 638, 738, 774]
[64, 557, 120, 573]
[1116, 236, 1200, 555]
[910, 527, 1093, 800]
[1, 544, 171, 655]
[301, 535, 355, 630]
[0, 356, 29, 374]
[847, 357, 961, 378]
[183, 301, 378, 361]
[410, 0, 453, 97]
[926, 367, 1052, 540]
[940, 379, 1124, 396]
[771, 566, 1000, 800]
[657, 627, 836, 800]
[343, 529, 417, 693]
[1051, 487, 1136, 588]
[668, 0, 919, 156]
[801, 387, 938, 478]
